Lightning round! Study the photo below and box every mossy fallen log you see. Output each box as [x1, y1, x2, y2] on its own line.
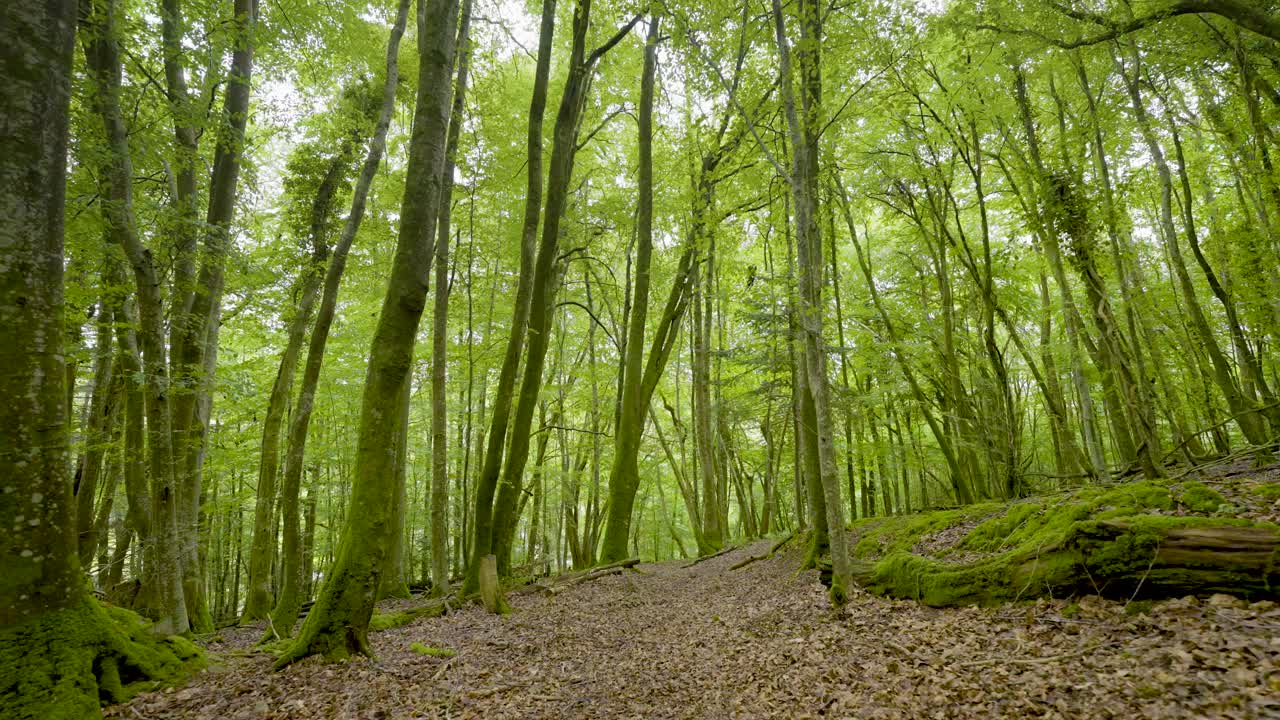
[852, 517, 1279, 606]
[826, 480, 1280, 607]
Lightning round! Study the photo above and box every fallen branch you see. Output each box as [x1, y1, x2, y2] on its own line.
[682, 545, 737, 568]
[572, 567, 624, 585]
[571, 558, 641, 586]
[594, 557, 642, 573]
[521, 557, 643, 596]
[730, 532, 797, 571]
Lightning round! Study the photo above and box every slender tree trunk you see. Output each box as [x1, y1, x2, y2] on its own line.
[464, 0, 557, 593]
[80, 0, 188, 634]
[488, 3, 642, 577]
[267, 0, 412, 638]
[276, 0, 458, 665]
[1117, 49, 1272, 449]
[428, 0, 473, 596]
[75, 296, 117, 569]
[772, 0, 851, 603]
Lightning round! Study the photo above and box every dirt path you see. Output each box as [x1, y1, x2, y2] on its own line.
[115, 541, 1280, 719]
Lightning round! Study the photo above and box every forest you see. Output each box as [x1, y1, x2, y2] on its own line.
[3, 0, 1280, 716]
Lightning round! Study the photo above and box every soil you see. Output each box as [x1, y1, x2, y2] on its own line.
[111, 539, 1280, 719]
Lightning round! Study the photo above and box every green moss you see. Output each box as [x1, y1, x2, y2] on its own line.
[408, 642, 456, 658]
[1177, 482, 1227, 514]
[1253, 483, 1280, 502]
[369, 599, 448, 632]
[369, 611, 412, 632]
[852, 505, 999, 560]
[0, 597, 204, 719]
[843, 480, 1276, 608]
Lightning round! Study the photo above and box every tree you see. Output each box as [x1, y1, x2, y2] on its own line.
[1, 0, 197, 714]
[275, 0, 460, 664]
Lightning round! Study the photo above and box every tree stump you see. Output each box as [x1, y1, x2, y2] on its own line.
[479, 554, 504, 614]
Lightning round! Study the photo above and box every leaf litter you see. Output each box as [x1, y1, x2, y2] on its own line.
[111, 540, 1280, 719]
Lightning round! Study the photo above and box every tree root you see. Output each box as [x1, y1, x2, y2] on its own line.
[0, 598, 204, 719]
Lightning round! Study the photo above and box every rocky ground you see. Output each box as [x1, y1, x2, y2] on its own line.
[112, 536, 1280, 719]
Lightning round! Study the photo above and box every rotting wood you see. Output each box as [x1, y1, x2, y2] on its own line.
[839, 518, 1280, 607]
[522, 557, 643, 596]
[479, 555, 504, 613]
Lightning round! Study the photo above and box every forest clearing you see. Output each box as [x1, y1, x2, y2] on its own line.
[5, 0, 1280, 715]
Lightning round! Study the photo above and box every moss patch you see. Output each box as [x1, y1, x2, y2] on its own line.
[0, 597, 204, 719]
[1176, 482, 1228, 514]
[1253, 483, 1280, 502]
[850, 505, 1001, 560]
[409, 642, 456, 658]
[369, 598, 448, 632]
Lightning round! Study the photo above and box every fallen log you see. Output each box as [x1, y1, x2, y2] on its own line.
[683, 546, 737, 568]
[843, 517, 1280, 607]
[519, 558, 643, 596]
[731, 532, 797, 571]
[572, 567, 624, 585]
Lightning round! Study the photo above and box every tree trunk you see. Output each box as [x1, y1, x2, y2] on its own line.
[276, 0, 458, 665]
[80, 0, 188, 635]
[772, 0, 851, 603]
[464, 0, 557, 593]
[429, 0, 473, 596]
[488, 3, 641, 578]
[267, 0, 413, 639]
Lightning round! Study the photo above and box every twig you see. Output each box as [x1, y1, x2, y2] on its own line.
[1124, 538, 1160, 609]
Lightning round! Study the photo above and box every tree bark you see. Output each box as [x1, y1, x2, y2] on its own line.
[464, 0, 557, 594]
[429, 0, 473, 597]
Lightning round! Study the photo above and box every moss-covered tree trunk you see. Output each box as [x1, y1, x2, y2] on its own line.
[1, 0, 80, 639]
[75, 298, 117, 570]
[463, 0, 556, 595]
[488, 3, 642, 579]
[855, 518, 1280, 607]
[1, 5, 201, 713]
[378, 374, 412, 601]
[692, 262, 725, 554]
[275, 0, 458, 665]
[168, 0, 257, 634]
[243, 167, 332, 623]
[80, 0, 188, 636]
[267, 0, 412, 639]
[428, 0, 473, 597]
[599, 14, 705, 564]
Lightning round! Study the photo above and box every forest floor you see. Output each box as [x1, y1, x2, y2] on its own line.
[112, 533, 1280, 719]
